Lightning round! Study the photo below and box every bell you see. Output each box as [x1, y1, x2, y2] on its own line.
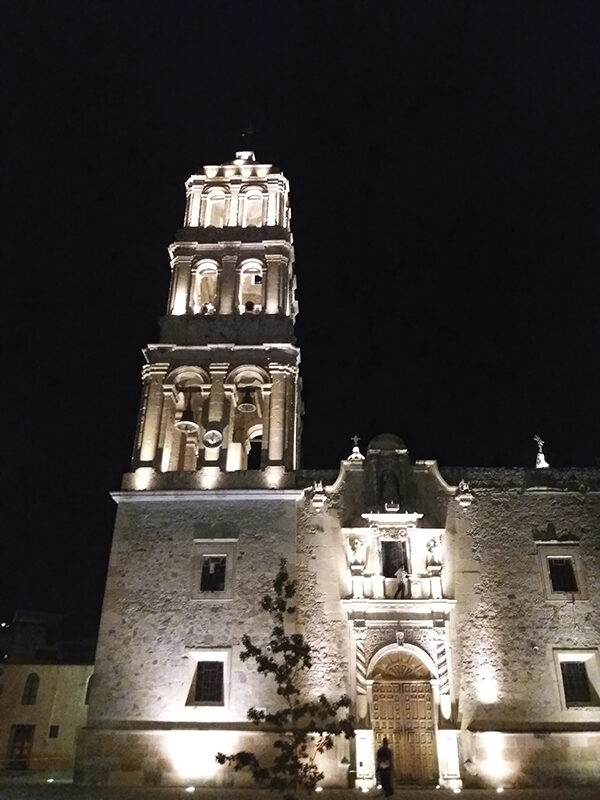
[175, 406, 199, 433]
[237, 387, 257, 413]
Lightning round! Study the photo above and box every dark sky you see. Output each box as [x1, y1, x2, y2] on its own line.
[3, 1, 599, 632]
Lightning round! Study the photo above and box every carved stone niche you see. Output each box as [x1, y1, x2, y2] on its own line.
[369, 651, 431, 682]
[364, 434, 420, 513]
[344, 529, 370, 598]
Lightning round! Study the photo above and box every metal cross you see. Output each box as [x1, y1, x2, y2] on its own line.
[534, 434, 544, 451]
[351, 435, 360, 447]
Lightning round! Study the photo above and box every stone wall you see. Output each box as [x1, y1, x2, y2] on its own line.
[451, 486, 600, 785]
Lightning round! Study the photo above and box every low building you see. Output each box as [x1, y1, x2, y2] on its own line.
[0, 663, 93, 772]
[0, 613, 94, 774]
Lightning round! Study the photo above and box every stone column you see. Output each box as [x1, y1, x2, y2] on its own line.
[353, 626, 369, 724]
[169, 256, 191, 315]
[219, 252, 239, 315]
[137, 364, 168, 466]
[203, 364, 228, 464]
[157, 387, 175, 472]
[434, 625, 451, 722]
[265, 254, 285, 314]
[267, 365, 286, 465]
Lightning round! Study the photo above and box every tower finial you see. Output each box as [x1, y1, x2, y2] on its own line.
[347, 435, 365, 461]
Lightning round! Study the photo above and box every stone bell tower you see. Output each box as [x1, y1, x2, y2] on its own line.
[129, 150, 301, 488]
[78, 154, 307, 787]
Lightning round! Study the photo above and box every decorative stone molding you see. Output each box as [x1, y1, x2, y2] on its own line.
[456, 479, 474, 508]
[310, 480, 327, 511]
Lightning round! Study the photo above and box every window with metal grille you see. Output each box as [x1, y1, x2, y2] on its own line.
[48, 725, 59, 739]
[21, 673, 39, 705]
[548, 557, 578, 592]
[194, 661, 223, 704]
[560, 661, 591, 705]
[200, 556, 226, 592]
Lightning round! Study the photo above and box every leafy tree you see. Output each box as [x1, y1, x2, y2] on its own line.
[216, 559, 355, 800]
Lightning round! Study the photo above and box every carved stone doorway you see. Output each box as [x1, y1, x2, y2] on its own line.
[371, 652, 437, 785]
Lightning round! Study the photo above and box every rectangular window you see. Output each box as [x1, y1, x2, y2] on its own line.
[381, 540, 408, 578]
[200, 556, 227, 592]
[537, 544, 586, 600]
[194, 661, 224, 704]
[548, 557, 578, 593]
[185, 649, 230, 708]
[560, 662, 591, 705]
[191, 538, 237, 600]
[554, 650, 600, 710]
[48, 725, 59, 739]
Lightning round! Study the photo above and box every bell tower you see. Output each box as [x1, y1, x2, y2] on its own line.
[129, 151, 301, 487]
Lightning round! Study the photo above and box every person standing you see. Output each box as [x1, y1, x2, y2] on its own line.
[376, 736, 394, 796]
[394, 565, 408, 599]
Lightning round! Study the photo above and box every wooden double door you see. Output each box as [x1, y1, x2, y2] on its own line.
[372, 681, 437, 785]
[7, 725, 35, 770]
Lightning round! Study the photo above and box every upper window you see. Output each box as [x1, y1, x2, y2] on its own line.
[239, 262, 263, 313]
[22, 673, 39, 705]
[548, 557, 578, 593]
[200, 556, 227, 592]
[205, 191, 226, 227]
[537, 544, 587, 600]
[192, 539, 237, 600]
[381, 540, 408, 578]
[242, 191, 263, 227]
[193, 262, 218, 314]
[554, 650, 600, 709]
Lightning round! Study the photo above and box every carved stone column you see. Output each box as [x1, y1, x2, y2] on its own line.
[353, 625, 369, 725]
[433, 625, 451, 721]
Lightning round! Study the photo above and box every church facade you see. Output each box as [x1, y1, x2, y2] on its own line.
[76, 153, 600, 790]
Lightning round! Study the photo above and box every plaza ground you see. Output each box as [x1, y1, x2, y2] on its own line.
[0, 777, 599, 800]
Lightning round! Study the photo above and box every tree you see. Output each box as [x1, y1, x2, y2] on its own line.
[216, 559, 355, 800]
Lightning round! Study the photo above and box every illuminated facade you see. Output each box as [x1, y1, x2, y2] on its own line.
[76, 153, 600, 789]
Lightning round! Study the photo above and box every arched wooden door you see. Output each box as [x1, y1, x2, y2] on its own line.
[371, 652, 437, 785]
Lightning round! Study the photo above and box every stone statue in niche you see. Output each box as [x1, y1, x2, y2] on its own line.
[348, 537, 367, 568]
[425, 537, 443, 567]
[380, 468, 401, 510]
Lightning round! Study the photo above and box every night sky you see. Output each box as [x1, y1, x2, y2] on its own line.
[3, 1, 599, 633]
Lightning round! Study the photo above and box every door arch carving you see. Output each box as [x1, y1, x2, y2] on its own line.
[368, 645, 438, 785]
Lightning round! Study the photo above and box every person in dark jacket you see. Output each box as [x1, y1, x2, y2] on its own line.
[376, 736, 394, 796]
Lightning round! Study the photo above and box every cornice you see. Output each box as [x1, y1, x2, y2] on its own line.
[112, 489, 305, 504]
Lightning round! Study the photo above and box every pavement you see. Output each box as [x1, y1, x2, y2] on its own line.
[0, 778, 599, 800]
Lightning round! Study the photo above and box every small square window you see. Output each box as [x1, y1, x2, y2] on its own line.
[194, 661, 223, 704]
[200, 556, 226, 592]
[548, 557, 578, 593]
[48, 725, 59, 739]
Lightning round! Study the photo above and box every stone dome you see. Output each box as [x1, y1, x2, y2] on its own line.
[367, 433, 408, 453]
